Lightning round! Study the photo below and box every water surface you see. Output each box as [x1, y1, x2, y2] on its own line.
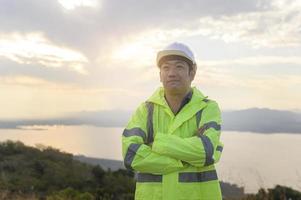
[1, 125, 300, 193]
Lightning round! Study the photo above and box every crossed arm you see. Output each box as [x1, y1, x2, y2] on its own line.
[122, 101, 223, 175]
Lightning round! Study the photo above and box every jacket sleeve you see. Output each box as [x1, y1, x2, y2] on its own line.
[122, 103, 184, 174]
[152, 100, 224, 167]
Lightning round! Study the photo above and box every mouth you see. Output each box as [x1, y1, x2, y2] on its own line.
[167, 80, 180, 83]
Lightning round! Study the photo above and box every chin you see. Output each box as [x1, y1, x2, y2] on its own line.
[165, 87, 183, 94]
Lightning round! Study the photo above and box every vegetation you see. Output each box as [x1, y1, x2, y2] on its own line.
[241, 185, 301, 200]
[1, 140, 301, 200]
[0, 140, 135, 199]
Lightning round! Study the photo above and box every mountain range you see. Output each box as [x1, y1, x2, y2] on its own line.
[1, 108, 301, 134]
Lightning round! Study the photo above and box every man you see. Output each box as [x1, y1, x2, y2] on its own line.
[122, 42, 224, 200]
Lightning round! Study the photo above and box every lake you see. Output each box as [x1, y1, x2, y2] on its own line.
[1, 125, 301, 193]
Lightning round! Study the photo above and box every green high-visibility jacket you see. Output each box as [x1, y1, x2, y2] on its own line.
[122, 87, 224, 200]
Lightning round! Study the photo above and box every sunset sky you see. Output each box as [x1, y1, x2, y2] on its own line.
[1, 0, 301, 120]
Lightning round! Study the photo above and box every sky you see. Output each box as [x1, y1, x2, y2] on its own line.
[1, 0, 301, 120]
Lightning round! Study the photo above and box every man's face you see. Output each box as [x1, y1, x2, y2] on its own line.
[159, 59, 196, 94]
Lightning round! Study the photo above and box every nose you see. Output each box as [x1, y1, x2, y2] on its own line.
[167, 67, 177, 77]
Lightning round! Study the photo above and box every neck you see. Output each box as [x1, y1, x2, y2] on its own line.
[164, 88, 191, 114]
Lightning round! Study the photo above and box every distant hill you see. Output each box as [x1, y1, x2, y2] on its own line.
[1, 108, 301, 134]
[222, 108, 301, 133]
[73, 155, 124, 171]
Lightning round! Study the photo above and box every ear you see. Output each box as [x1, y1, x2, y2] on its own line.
[189, 64, 197, 81]
[159, 70, 162, 82]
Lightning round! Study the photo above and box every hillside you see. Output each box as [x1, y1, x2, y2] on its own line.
[1, 140, 301, 200]
[73, 155, 124, 171]
[0, 140, 135, 199]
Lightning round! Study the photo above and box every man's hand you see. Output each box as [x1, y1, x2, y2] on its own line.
[196, 125, 207, 137]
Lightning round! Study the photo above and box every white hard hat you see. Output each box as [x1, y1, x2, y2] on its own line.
[156, 42, 196, 67]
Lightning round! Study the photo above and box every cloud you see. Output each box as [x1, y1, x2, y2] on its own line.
[0, 0, 300, 118]
[194, 55, 301, 88]
[0, 32, 88, 74]
[57, 0, 99, 10]
[1, 0, 299, 73]
[106, 29, 191, 69]
[195, 63, 301, 106]
[198, 56, 301, 67]
[193, 0, 301, 47]
[0, 0, 272, 56]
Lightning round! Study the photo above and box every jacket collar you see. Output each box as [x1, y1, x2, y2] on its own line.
[147, 86, 207, 107]
[147, 86, 208, 134]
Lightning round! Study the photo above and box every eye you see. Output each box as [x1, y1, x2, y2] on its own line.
[176, 64, 184, 69]
[161, 65, 169, 70]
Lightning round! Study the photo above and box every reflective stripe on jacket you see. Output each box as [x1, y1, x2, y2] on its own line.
[122, 87, 224, 200]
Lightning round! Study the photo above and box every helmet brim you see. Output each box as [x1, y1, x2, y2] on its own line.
[157, 50, 195, 67]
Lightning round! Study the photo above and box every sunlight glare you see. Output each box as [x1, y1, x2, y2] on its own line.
[111, 29, 186, 68]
